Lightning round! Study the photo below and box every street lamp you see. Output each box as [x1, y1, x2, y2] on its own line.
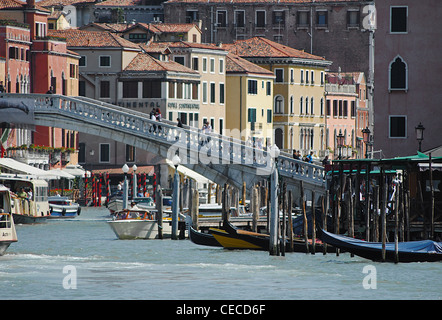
[362, 127, 371, 158]
[122, 164, 129, 209]
[336, 131, 345, 160]
[171, 154, 181, 240]
[415, 122, 425, 152]
[132, 164, 137, 199]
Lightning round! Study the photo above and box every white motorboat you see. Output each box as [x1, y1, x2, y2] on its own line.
[107, 209, 172, 240]
[0, 185, 18, 255]
[48, 196, 81, 218]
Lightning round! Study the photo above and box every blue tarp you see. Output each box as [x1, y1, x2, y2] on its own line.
[322, 229, 442, 254]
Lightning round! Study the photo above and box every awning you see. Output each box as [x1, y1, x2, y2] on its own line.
[63, 164, 90, 177]
[49, 168, 76, 179]
[0, 157, 59, 180]
[418, 163, 442, 171]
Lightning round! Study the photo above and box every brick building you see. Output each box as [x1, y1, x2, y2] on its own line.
[163, 0, 374, 75]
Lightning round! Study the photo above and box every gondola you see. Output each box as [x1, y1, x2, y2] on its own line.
[318, 228, 442, 263]
[189, 226, 223, 247]
[214, 221, 334, 253]
[209, 227, 268, 250]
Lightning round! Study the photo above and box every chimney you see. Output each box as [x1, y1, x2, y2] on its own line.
[27, 0, 36, 8]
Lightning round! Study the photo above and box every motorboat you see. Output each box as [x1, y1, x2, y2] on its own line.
[48, 196, 81, 218]
[0, 174, 50, 224]
[0, 185, 18, 255]
[107, 208, 172, 240]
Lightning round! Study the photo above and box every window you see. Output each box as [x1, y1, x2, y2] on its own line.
[99, 143, 110, 163]
[351, 101, 356, 118]
[267, 109, 272, 123]
[217, 10, 227, 28]
[333, 100, 337, 117]
[169, 82, 175, 98]
[320, 98, 324, 116]
[256, 11, 266, 28]
[129, 33, 147, 42]
[347, 10, 360, 28]
[202, 57, 207, 72]
[210, 82, 215, 103]
[273, 11, 285, 26]
[99, 56, 111, 67]
[122, 81, 138, 98]
[192, 57, 199, 71]
[316, 10, 328, 27]
[300, 70, 304, 83]
[79, 56, 86, 67]
[275, 69, 284, 83]
[235, 10, 245, 28]
[311, 71, 314, 84]
[248, 108, 256, 123]
[310, 97, 314, 114]
[219, 58, 224, 74]
[210, 58, 215, 73]
[126, 145, 135, 162]
[290, 69, 294, 83]
[202, 82, 207, 103]
[143, 80, 161, 98]
[389, 116, 406, 138]
[390, 6, 407, 33]
[290, 96, 294, 114]
[343, 100, 348, 117]
[266, 81, 272, 95]
[78, 143, 85, 163]
[219, 118, 223, 135]
[79, 80, 86, 96]
[192, 83, 198, 100]
[326, 99, 331, 116]
[300, 97, 303, 114]
[297, 11, 310, 27]
[100, 81, 110, 98]
[219, 83, 224, 104]
[275, 96, 283, 114]
[389, 56, 407, 90]
[248, 79, 258, 94]
[186, 10, 199, 23]
[174, 56, 185, 66]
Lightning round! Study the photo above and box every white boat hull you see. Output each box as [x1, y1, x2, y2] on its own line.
[107, 219, 172, 240]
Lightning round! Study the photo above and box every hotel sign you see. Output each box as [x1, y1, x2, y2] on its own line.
[167, 102, 200, 110]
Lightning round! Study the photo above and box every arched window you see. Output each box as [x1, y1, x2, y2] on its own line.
[275, 128, 283, 149]
[389, 56, 407, 90]
[299, 97, 303, 114]
[274, 95, 284, 114]
[290, 95, 294, 114]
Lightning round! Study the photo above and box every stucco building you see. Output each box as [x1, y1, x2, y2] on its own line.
[373, 0, 442, 157]
[223, 37, 331, 158]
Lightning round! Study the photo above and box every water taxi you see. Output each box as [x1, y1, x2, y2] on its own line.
[0, 184, 18, 255]
[48, 196, 81, 218]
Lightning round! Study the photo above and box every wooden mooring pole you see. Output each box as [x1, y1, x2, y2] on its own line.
[269, 165, 279, 256]
[288, 190, 294, 252]
[156, 186, 163, 239]
[301, 181, 309, 254]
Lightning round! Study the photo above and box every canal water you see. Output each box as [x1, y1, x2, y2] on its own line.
[1, 207, 441, 301]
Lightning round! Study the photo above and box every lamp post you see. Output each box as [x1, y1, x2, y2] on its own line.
[362, 127, 371, 159]
[132, 164, 137, 199]
[415, 123, 425, 152]
[122, 164, 129, 209]
[171, 154, 181, 240]
[269, 144, 280, 256]
[336, 131, 345, 160]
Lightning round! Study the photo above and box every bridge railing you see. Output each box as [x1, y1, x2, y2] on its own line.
[2, 93, 326, 185]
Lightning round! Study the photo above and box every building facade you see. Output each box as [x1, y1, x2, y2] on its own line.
[163, 0, 374, 75]
[225, 53, 275, 145]
[223, 37, 331, 158]
[373, 0, 442, 157]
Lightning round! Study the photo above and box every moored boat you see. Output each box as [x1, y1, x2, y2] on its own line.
[107, 209, 172, 240]
[0, 174, 50, 224]
[0, 185, 18, 255]
[318, 228, 442, 263]
[48, 196, 81, 219]
[189, 226, 222, 247]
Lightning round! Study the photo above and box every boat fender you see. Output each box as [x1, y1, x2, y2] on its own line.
[77, 207, 81, 216]
[62, 208, 66, 216]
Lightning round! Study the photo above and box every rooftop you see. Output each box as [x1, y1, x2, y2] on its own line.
[48, 29, 140, 49]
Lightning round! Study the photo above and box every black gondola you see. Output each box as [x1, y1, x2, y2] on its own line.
[189, 226, 223, 247]
[318, 228, 442, 263]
